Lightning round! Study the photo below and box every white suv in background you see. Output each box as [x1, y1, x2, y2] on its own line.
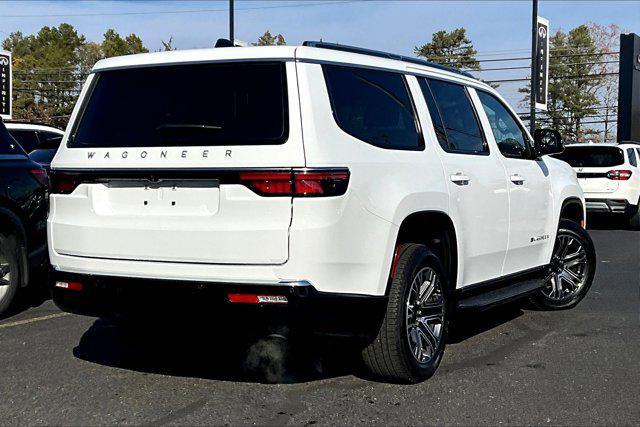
[555, 142, 640, 228]
[47, 42, 596, 383]
[4, 122, 64, 153]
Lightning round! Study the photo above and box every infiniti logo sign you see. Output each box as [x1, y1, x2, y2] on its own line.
[538, 26, 547, 39]
[0, 57, 8, 66]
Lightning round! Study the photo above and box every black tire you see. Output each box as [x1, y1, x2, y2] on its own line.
[530, 219, 596, 310]
[361, 244, 450, 383]
[0, 231, 22, 316]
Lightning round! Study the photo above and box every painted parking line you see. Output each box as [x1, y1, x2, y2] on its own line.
[0, 312, 70, 330]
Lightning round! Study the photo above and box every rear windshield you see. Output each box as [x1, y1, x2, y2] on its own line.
[554, 146, 624, 167]
[70, 62, 288, 148]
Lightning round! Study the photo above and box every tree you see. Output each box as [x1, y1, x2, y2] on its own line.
[589, 23, 620, 142]
[160, 36, 176, 52]
[253, 31, 286, 46]
[2, 24, 86, 127]
[414, 28, 480, 70]
[519, 24, 605, 141]
[101, 29, 148, 58]
[2, 24, 148, 127]
[77, 41, 104, 74]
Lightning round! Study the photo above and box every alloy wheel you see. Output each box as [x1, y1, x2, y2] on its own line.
[405, 267, 445, 364]
[0, 253, 10, 301]
[543, 233, 589, 301]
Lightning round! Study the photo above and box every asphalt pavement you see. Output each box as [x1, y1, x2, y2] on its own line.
[0, 223, 638, 425]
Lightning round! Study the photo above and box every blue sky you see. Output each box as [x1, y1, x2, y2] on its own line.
[0, 0, 638, 107]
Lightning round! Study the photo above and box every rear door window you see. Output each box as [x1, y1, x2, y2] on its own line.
[9, 130, 39, 152]
[0, 124, 27, 155]
[554, 146, 624, 167]
[420, 78, 487, 155]
[323, 65, 422, 150]
[626, 148, 637, 167]
[70, 62, 288, 147]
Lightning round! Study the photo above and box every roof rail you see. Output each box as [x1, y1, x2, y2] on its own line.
[302, 41, 475, 79]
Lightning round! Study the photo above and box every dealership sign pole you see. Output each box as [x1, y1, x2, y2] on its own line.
[530, 0, 550, 134]
[0, 50, 11, 121]
[529, 0, 538, 134]
[535, 16, 550, 112]
[229, 0, 235, 45]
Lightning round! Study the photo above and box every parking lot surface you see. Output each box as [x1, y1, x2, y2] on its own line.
[0, 226, 638, 425]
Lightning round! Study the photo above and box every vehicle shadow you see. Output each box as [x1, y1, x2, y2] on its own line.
[72, 302, 527, 384]
[72, 315, 355, 384]
[587, 213, 633, 230]
[448, 304, 524, 344]
[0, 273, 51, 321]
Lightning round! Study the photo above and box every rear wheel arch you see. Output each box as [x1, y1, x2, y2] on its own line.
[391, 211, 458, 293]
[559, 198, 584, 226]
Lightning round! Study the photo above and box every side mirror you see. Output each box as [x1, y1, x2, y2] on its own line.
[534, 128, 564, 157]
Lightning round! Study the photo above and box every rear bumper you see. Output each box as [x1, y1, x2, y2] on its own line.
[585, 198, 634, 214]
[50, 272, 387, 338]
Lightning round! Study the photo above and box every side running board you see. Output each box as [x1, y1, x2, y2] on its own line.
[455, 266, 548, 311]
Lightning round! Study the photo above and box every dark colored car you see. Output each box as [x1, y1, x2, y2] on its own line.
[0, 119, 50, 315]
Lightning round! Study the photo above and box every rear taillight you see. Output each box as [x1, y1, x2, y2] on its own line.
[606, 170, 632, 180]
[51, 172, 81, 194]
[227, 293, 288, 304]
[55, 281, 83, 291]
[239, 169, 349, 197]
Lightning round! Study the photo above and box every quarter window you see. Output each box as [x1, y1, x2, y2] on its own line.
[323, 65, 422, 150]
[421, 78, 487, 154]
[627, 148, 638, 167]
[38, 131, 63, 149]
[477, 91, 532, 159]
[418, 78, 448, 151]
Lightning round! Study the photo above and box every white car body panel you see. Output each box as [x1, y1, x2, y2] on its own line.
[48, 45, 584, 297]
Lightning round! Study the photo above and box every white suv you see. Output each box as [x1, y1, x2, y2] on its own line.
[555, 142, 640, 228]
[48, 42, 596, 383]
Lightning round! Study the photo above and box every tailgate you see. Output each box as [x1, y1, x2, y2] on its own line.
[49, 60, 304, 266]
[49, 172, 292, 264]
[576, 167, 619, 193]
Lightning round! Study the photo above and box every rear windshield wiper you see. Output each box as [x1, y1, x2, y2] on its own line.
[155, 124, 223, 132]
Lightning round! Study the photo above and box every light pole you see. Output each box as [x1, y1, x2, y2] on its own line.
[530, 0, 538, 134]
[229, 0, 235, 44]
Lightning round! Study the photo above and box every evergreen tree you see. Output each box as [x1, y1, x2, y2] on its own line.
[415, 28, 480, 70]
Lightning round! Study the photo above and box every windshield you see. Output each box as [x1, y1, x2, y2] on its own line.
[70, 62, 288, 148]
[554, 146, 624, 168]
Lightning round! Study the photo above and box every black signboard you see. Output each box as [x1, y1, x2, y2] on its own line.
[535, 17, 549, 110]
[0, 50, 11, 120]
[617, 33, 640, 142]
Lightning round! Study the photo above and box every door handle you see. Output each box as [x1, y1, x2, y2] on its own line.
[510, 174, 525, 185]
[450, 173, 470, 185]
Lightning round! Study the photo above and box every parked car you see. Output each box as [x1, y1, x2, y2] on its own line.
[0, 119, 50, 316]
[48, 42, 596, 383]
[5, 122, 64, 170]
[554, 142, 640, 229]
